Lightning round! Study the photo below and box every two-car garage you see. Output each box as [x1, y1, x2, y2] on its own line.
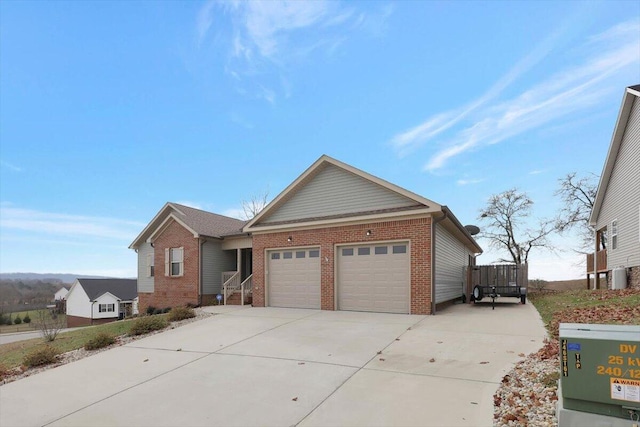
[267, 242, 410, 314]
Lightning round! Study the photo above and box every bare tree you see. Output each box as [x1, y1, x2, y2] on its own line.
[478, 188, 554, 264]
[35, 309, 66, 342]
[241, 189, 269, 220]
[554, 172, 598, 253]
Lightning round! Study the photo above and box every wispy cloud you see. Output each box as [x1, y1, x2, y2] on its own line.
[175, 200, 204, 210]
[529, 169, 546, 175]
[390, 19, 640, 172]
[0, 206, 145, 241]
[222, 207, 246, 220]
[457, 178, 484, 186]
[197, 1, 392, 104]
[1, 160, 23, 172]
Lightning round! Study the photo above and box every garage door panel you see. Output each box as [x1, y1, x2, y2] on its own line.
[268, 248, 320, 309]
[338, 243, 410, 314]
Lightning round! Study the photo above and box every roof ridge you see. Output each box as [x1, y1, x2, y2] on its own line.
[170, 202, 245, 222]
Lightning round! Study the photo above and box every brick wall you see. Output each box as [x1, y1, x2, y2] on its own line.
[66, 315, 116, 327]
[252, 217, 432, 315]
[627, 266, 640, 289]
[139, 220, 200, 313]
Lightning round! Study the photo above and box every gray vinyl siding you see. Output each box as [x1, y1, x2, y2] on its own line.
[435, 224, 470, 303]
[265, 164, 421, 223]
[202, 241, 237, 295]
[137, 242, 154, 293]
[597, 96, 640, 269]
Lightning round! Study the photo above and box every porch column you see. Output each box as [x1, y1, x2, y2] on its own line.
[594, 229, 599, 290]
[237, 248, 241, 274]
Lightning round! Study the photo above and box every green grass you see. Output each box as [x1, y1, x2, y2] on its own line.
[0, 317, 139, 370]
[0, 310, 66, 334]
[529, 289, 640, 337]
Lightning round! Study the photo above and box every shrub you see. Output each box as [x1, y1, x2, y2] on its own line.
[84, 332, 116, 350]
[167, 306, 195, 322]
[23, 346, 60, 368]
[23, 314, 31, 324]
[162, 307, 171, 314]
[0, 363, 7, 380]
[146, 306, 157, 316]
[14, 316, 22, 325]
[129, 316, 168, 336]
[154, 308, 164, 315]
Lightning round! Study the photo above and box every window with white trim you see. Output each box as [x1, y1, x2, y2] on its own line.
[146, 253, 154, 277]
[165, 247, 184, 277]
[99, 304, 115, 313]
[611, 220, 618, 250]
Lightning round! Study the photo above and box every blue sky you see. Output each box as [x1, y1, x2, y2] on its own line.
[1, 1, 638, 280]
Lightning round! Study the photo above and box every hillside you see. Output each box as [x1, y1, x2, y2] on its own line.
[0, 273, 107, 283]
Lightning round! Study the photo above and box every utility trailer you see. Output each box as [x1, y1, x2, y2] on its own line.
[468, 264, 528, 309]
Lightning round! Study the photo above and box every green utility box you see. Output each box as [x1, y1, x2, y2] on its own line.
[560, 323, 640, 419]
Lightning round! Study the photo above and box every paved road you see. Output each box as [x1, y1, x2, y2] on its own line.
[0, 301, 546, 427]
[0, 327, 85, 345]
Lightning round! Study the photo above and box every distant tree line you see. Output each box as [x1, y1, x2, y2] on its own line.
[0, 279, 65, 313]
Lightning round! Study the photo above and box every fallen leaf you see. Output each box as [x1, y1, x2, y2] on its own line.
[470, 401, 478, 405]
[377, 351, 382, 354]
[143, 359, 149, 362]
[176, 348, 182, 352]
[298, 362, 305, 365]
[292, 397, 298, 401]
[479, 361, 489, 364]
[429, 358, 435, 363]
[437, 341, 443, 344]
[518, 353, 525, 357]
[379, 358, 386, 361]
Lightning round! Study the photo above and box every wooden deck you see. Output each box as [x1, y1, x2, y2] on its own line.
[586, 249, 607, 273]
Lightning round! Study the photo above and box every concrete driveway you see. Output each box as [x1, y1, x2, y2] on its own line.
[0, 301, 546, 427]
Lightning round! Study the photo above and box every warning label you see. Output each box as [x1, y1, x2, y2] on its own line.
[610, 378, 640, 403]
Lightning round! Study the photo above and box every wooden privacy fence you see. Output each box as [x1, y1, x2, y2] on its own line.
[464, 264, 529, 300]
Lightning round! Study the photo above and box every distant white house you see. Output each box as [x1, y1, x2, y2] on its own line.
[66, 278, 138, 327]
[54, 287, 69, 301]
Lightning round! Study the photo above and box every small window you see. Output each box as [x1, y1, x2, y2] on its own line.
[167, 247, 183, 277]
[147, 253, 154, 278]
[342, 248, 354, 256]
[296, 251, 306, 258]
[283, 252, 293, 259]
[375, 246, 388, 255]
[309, 250, 320, 258]
[98, 304, 115, 313]
[611, 220, 618, 250]
[393, 245, 407, 254]
[271, 253, 280, 260]
[358, 247, 370, 256]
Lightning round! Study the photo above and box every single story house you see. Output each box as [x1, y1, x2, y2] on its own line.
[587, 84, 640, 289]
[54, 287, 69, 301]
[66, 278, 138, 327]
[128, 203, 250, 310]
[131, 155, 482, 315]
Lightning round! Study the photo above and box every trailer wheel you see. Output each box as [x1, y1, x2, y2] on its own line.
[521, 294, 526, 304]
[473, 285, 484, 302]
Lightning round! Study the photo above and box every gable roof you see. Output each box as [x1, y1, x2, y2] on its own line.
[75, 278, 137, 301]
[129, 203, 246, 249]
[244, 155, 482, 253]
[589, 85, 640, 225]
[244, 155, 442, 230]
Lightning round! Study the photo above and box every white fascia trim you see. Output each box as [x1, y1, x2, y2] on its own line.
[243, 155, 442, 232]
[247, 209, 436, 234]
[589, 88, 639, 226]
[149, 214, 199, 242]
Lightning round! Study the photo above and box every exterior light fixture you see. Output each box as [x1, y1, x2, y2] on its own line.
[366, 230, 372, 236]
[287, 236, 292, 242]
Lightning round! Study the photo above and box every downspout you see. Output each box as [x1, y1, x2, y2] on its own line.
[91, 301, 95, 325]
[431, 207, 448, 315]
[199, 238, 204, 306]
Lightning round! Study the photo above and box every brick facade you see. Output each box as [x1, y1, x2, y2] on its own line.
[629, 266, 640, 289]
[66, 315, 117, 328]
[139, 220, 200, 313]
[252, 217, 433, 315]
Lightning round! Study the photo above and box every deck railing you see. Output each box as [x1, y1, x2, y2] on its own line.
[240, 274, 253, 306]
[586, 249, 607, 273]
[222, 271, 240, 305]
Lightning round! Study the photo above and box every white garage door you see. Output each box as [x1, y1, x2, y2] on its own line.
[337, 242, 410, 314]
[268, 248, 321, 309]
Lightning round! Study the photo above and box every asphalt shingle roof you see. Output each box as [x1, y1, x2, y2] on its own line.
[77, 278, 137, 301]
[170, 203, 247, 238]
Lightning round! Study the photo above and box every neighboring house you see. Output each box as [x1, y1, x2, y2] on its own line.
[66, 278, 138, 327]
[129, 203, 251, 311]
[54, 287, 69, 301]
[588, 85, 640, 290]
[243, 155, 482, 315]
